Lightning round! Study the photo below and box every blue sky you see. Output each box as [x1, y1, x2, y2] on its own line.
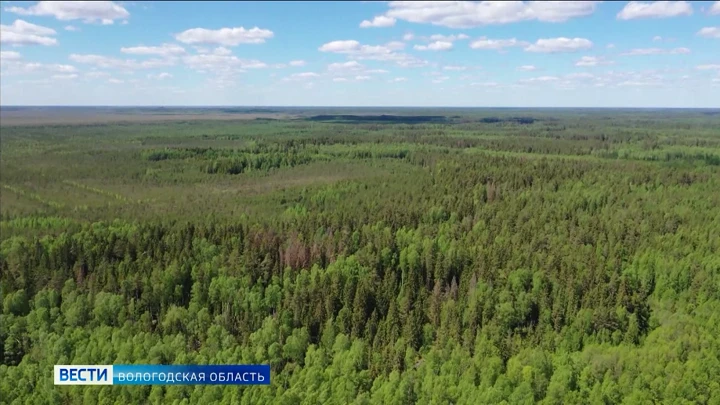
[1, 1, 719, 107]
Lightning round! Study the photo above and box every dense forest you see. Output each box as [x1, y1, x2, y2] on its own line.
[1, 110, 719, 404]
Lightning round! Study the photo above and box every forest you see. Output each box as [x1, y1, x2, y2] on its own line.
[0, 108, 719, 404]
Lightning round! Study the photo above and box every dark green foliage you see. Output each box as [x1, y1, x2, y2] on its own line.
[0, 109, 719, 404]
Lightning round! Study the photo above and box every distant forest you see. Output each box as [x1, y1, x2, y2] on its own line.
[1, 110, 719, 404]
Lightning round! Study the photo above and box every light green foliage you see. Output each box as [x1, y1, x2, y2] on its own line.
[0, 110, 719, 403]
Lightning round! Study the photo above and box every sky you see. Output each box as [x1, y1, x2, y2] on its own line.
[0, 1, 719, 107]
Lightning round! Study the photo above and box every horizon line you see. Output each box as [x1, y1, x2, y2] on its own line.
[2, 105, 719, 110]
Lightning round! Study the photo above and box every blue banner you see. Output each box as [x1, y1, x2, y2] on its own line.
[55, 365, 271, 385]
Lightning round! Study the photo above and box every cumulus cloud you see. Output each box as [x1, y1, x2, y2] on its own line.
[52, 73, 78, 80]
[319, 40, 360, 53]
[70, 54, 176, 70]
[443, 65, 468, 71]
[617, 1, 692, 20]
[328, 60, 364, 72]
[360, 15, 396, 28]
[121, 43, 186, 57]
[148, 72, 172, 80]
[5, 1, 129, 24]
[470, 81, 499, 87]
[380, 1, 599, 28]
[575, 56, 613, 66]
[333, 77, 348, 82]
[620, 47, 691, 56]
[565, 72, 595, 80]
[469, 37, 528, 50]
[697, 27, 720, 39]
[414, 41, 453, 51]
[517, 65, 537, 71]
[65, 25, 80, 31]
[403, 33, 414, 41]
[175, 26, 274, 46]
[696, 64, 720, 70]
[0, 51, 22, 61]
[318, 39, 428, 67]
[429, 33, 469, 42]
[108, 78, 124, 84]
[289, 60, 306, 67]
[326, 61, 390, 79]
[525, 37, 593, 53]
[0, 19, 58, 46]
[520, 75, 560, 83]
[182, 53, 267, 71]
[283, 72, 320, 82]
[653, 35, 662, 42]
[711, 1, 720, 15]
[0, 56, 77, 75]
[389, 77, 407, 82]
[85, 71, 111, 78]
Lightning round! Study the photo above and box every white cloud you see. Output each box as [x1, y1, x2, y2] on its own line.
[319, 40, 360, 53]
[520, 75, 560, 83]
[355, 75, 371, 81]
[469, 37, 528, 50]
[318, 39, 428, 67]
[697, 27, 720, 39]
[607, 43, 616, 49]
[711, 1, 720, 15]
[326, 61, 389, 79]
[653, 35, 662, 42]
[70, 54, 176, 70]
[617, 80, 663, 87]
[414, 40, 453, 51]
[148, 72, 172, 80]
[517, 65, 537, 71]
[64, 25, 80, 31]
[381, 1, 599, 28]
[212, 47, 232, 56]
[620, 47, 691, 56]
[0, 57, 77, 75]
[290, 72, 319, 79]
[389, 77, 407, 82]
[617, 1, 692, 20]
[182, 53, 266, 71]
[175, 26, 274, 46]
[696, 64, 720, 70]
[385, 41, 406, 50]
[108, 78, 124, 84]
[0, 51, 22, 61]
[471, 81, 499, 87]
[443, 65, 467, 71]
[575, 56, 613, 66]
[432, 76, 449, 84]
[5, 1, 129, 24]
[289, 60, 306, 67]
[48, 64, 78, 73]
[328, 60, 364, 72]
[52, 73, 78, 80]
[525, 37, 593, 53]
[403, 33, 414, 41]
[333, 77, 348, 82]
[0, 19, 58, 46]
[429, 33, 469, 42]
[360, 15, 396, 28]
[121, 43, 186, 56]
[85, 71, 111, 78]
[565, 72, 595, 80]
